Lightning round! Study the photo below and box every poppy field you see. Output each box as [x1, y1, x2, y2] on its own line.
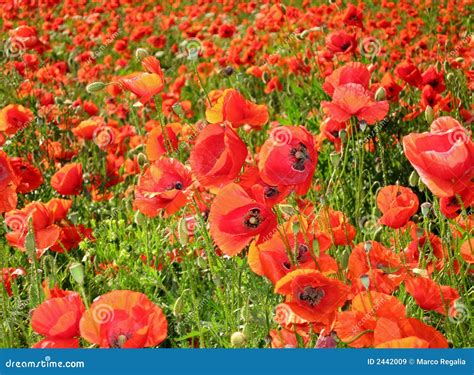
[0, 0, 472, 350]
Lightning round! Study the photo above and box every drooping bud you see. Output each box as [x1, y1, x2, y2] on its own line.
[424, 106, 434, 124]
[409, 171, 419, 187]
[86, 81, 106, 93]
[230, 332, 246, 347]
[374, 87, 386, 101]
[135, 48, 149, 61]
[421, 202, 432, 217]
[69, 263, 84, 285]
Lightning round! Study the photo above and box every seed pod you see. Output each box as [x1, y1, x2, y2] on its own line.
[69, 263, 84, 285]
[86, 81, 106, 93]
[135, 48, 149, 61]
[374, 87, 386, 101]
[230, 332, 246, 347]
[424, 106, 434, 124]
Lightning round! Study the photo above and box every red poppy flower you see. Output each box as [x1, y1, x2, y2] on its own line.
[79, 290, 168, 348]
[348, 241, 405, 294]
[376, 185, 419, 228]
[405, 276, 459, 315]
[322, 62, 371, 97]
[335, 291, 406, 348]
[275, 269, 349, 323]
[321, 83, 389, 125]
[460, 239, 474, 264]
[206, 89, 269, 128]
[0, 150, 19, 213]
[380, 73, 403, 101]
[133, 158, 192, 217]
[32, 338, 80, 349]
[342, 4, 364, 28]
[10, 157, 43, 194]
[422, 66, 446, 93]
[404, 231, 447, 273]
[439, 183, 474, 218]
[5, 202, 61, 255]
[314, 208, 356, 246]
[402, 116, 473, 198]
[2, 267, 25, 296]
[145, 122, 181, 161]
[258, 126, 317, 195]
[238, 165, 291, 206]
[9, 25, 44, 52]
[248, 219, 336, 284]
[0, 104, 34, 136]
[325, 31, 356, 54]
[51, 163, 83, 196]
[208, 183, 277, 256]
[50, 225, 94, 253]
[395, 61, 422, 87]
[189, 123, 247, 188]
[117, 56, 165, 105]
[31, 292, 85, 339]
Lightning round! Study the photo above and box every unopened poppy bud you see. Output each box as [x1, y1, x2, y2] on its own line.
[291, 221, 300, 236]
[280, 4, 287, 14]
[421, 202, 432, 216]
[359, 120, 368, 132]
[196, 256, 207, 269]
[230, 331, 246, 347]
[329, 152, 340, 166]
[364, 241, 372, 253]
[446, 72, 455, 81]
[262, 71, 270, 83]
[443, 61, 450, 71]
[173, 295, 184, 316]
[137, 152, 148, 168]
[435, 61, 442, 72]
[154, 51, 164, 58]
[298, 30, 309, 40]
[338, 129, 347, 143]
[360, 275, 370, 290]
[424, 106, 434, 124]
[408, 171, 418, 186]
[221, 66, 234, 77]
[454, 57, 464, 63]
[374, 87, 386, 101]
[86, 81, 106, 93]
[135, 48, 149, 61]
[69, 263, 84, 285]
[134, 211, 145, 226]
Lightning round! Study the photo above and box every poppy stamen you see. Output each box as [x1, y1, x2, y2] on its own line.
[244, 208, 263, 229]
[290, 143, 310, 172]
[299, 286, 325, 307]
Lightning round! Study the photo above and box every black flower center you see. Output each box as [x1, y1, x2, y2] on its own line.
[299, 286, 325, 307]
[243, 208, 263, 229]
[290, 143, 310, 171]
[264, 186, 279, 198]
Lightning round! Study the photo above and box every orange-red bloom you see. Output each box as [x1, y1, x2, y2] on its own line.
[0, 104, 34, 137]
[133, 158, 192, 216]
[0, 150, 19, 213]
[258, 126, 317, 195]
[209, 183, 277, 256]
[51, 163, 83, 196]
[79, 290, 168, 348]
[376, 185, 419, 228]
[31, 292, 85, 340]
[117, 56, 165, 105]
[275, 269, 349, 323]
[402, 116, 473, 198]
[10, 157, 43, 194]
[189, 123, 247, 188]
[206, 89, 269, 128]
